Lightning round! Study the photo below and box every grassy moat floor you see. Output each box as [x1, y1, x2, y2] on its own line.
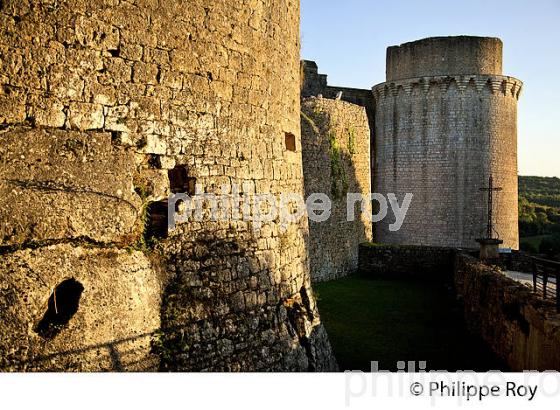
[315, 276, 508, 372]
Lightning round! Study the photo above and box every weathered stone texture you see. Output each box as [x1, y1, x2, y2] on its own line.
[300, 60, 374, 123]
[301, 60, 327, 98]
[0, 0, 337, 371]
[0, 128, 141, 246]
[373, 36, 521, 250]
[358, 243, 455, 281]
[455, 254, 560, 371]
[386, 36, 503, 81]
[0, 245, 161, 371]
[301, 98, 372, 282]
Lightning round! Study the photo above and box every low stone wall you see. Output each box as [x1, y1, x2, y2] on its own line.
[454, 253, 560, 371]
[358, 243, 455, 281]
[501, 250, 539, 273]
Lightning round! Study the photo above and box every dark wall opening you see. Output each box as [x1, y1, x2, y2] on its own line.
[146, 200, 169, 239]
[35, 278, 84, 340]
[168, 166, 196, 195]
[285, 133, 297, 152]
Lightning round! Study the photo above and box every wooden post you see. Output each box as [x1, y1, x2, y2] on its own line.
[532, 258, 538, 293]
[556, 269, 560, 313]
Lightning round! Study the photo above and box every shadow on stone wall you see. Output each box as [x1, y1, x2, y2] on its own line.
[455, 253, 560, 371]
[17, 331, 158, 372]
[0, 234, 338, 372]
[0, 244, 162, 372]
[156, 234, 338, 372]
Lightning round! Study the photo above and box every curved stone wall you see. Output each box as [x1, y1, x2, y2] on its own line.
[301, 97, 372, 282]
[387, 36, 503, 80]
[0, 245, 161, 371]
[0, 0, 336, 371]
[373, 72, 522, 249]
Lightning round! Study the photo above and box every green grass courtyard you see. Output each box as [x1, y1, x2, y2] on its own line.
[314, 276, 507, 372]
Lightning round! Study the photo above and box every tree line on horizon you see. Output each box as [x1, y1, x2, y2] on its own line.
[518, 175, 560, 257]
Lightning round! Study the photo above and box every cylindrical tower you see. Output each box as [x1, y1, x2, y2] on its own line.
[0, 0, 336, 371]
[373, 36, 522, 249]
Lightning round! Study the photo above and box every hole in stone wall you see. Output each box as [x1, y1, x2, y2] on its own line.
[285, 132, 296, 152]
[35, 279, 84, 340]
[147, 154, 160, 168]
[146, 200, 169, 239]
[168, 165, 196, 195]
[110, 131, 122, 143]
[108, 49, 120, 57]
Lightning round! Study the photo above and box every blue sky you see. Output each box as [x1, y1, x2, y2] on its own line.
[301, 0, 560, 178]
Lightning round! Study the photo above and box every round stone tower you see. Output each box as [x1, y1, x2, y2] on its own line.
[0, 0, 336, 371]
[373, 36, 522, 249]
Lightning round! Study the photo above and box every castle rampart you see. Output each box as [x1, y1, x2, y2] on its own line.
[386, 36, 503, 80]
[301, 98, 372, 282]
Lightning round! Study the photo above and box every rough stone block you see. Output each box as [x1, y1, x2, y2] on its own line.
[0, 93, 26, 124]
[68, 102, 105, 130]
[0, 245, 160, 371]
[0, 127, 142, 246]
[32, 97, 66, 128]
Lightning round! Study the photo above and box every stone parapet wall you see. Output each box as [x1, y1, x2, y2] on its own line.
[301, 98, 372, 282]
[300, 60, 373, 118]
[358, 243, 455, 281]
[301, 60, 327, 98]
[454, 254, 560, 371]
[386, 36, 503, 80]
[358, 244, 560, 370]
[500, 250, 538, 273]
[325, 86, 373, 110]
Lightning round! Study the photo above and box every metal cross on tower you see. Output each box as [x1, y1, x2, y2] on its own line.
[479, 175, 503, 239]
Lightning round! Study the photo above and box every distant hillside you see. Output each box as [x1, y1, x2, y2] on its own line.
[519, 176, 560, 208]
[518, 176, 560, 255]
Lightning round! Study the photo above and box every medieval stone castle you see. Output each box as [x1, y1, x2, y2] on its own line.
[0, 0, 522, 371]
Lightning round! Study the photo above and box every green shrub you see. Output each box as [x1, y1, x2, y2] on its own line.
[539, 233, 560, 257]
[347, 126, 356, 155]
[329, 132, 348, 199]
[520, 240, 538, 254]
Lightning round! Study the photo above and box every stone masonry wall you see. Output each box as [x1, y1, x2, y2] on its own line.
[301, 60, 327, 98]
[387, 36, 503, 81]
[300, 60, 374, 124]
[455, 254, 560, 371]
[0, 0, 337, 371]
[0, 245, 161, 371]
[374, 36, 521, 250]
[301, 97, 372, 282]
[358, 243, 455, 281]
